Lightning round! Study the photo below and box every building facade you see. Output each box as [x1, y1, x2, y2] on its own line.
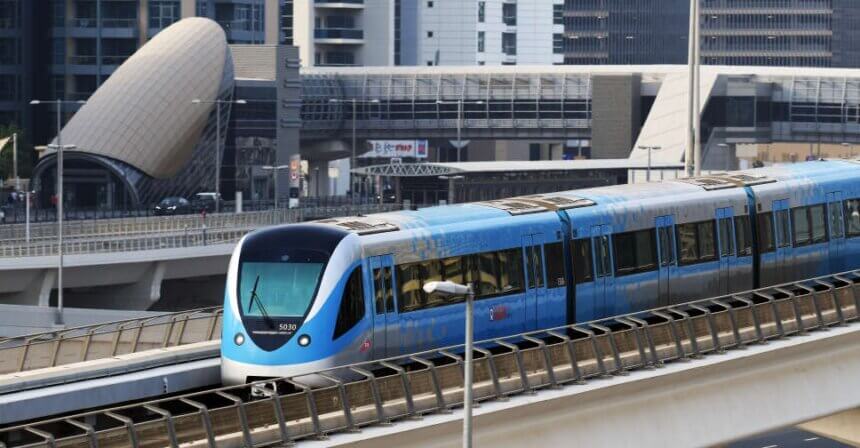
[0, 0, 293, 156]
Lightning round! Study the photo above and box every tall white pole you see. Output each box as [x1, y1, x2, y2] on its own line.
[273, 169, 279, 209]
[463, 286, 474, 448]
[56, 102, 64, 326]
[12, 132, 18, 190]
[647, 146, 652, 182]
[692, 0, 702, 177]
[352, 100, 357, 205]
[215, 101, 221, 213]
[25, 191, 30, 244]
[685, 0, 696, 177]
[457, 100, 462, 162]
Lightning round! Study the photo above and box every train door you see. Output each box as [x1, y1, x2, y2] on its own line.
[369, 254, 399, 359]
[590, 224, 613, 318]
[522, 233, 544, 331]
[773, 199, 792, 284]
[716, 207, 735, 296]
[827, 192, 845, 273]
[655, 215, 676, 307]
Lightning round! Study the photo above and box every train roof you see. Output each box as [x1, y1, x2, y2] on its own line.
[311, 159, 860, 236]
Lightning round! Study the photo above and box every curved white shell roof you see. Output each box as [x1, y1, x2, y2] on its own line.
[54, 18, 230, 179]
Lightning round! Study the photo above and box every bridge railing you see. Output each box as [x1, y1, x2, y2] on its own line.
[0, 307, 223, 376]
[0, 204, 401, 258]
[3, 269, 859, 446]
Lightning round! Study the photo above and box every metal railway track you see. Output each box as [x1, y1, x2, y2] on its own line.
[3, 270, 860, 447]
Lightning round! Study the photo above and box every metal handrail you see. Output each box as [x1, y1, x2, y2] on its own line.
[0, 205, 401, 258]
[0, 307, 223, 375]
[2, 269, 859, 446]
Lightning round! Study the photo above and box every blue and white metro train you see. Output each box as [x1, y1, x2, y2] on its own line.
[222, 160, 860, 385]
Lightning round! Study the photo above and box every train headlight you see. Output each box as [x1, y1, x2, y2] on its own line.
[297, 334, 311, 347]
[234, 332, 245, 346]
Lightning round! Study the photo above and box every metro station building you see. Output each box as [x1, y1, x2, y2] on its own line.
[29, 18, 860, 209]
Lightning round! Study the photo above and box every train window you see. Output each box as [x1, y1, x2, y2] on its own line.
[776, 210, 791, 248]
[677, 220, 717, 265]
[829, 202, 844, 239]
[718, 218, 734, 257]
[422, 260, 445, 308]
[383, 267, 395, 313]
[658, 227, 675, 266]
[397, 263, 424, 312]
[613, 229, 657, 276]
[757, 212, 775, 253]
[845, 199, 860, 237]
[544, 242, 566, 288]
[810, 205, 827, 244]
[792, 207, 811, 247]
[333, 267, 365, 340]
[698, 221, 717, 262]
[373, 268, 384, 315]
[526, 246, 544, 289]
[735, 215, 753, 256]
[474, 252, 501, 297]
[442, 256, 465, 285]
[572, 238, 593, 283]
[677, 223, 699, 265]
[594, 236, 612, 277]
[499, 248, 525, 294]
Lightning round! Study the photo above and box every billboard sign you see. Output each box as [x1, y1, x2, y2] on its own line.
[361, 140, 429, 159]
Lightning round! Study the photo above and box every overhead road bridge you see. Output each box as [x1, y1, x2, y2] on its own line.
[0, 205, 399, 331]
[3, 270, 860, 446]
[299, 65, 860, 169]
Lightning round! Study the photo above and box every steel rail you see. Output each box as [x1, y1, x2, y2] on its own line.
[0, 204, 401, 258]
[2, 269, 859, 447]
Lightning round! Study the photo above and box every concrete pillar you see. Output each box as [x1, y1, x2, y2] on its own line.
[265, 0, 279, 44]
[73, 261, 167, 310]
[276, 46, 301, 202]
[0, 269, 57, 306]
[180, 0, 195, 18]
[308, 160, 331, 197]
[138, 0, 149, 47]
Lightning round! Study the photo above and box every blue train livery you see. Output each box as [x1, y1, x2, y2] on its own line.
[222, 159, 860, 385]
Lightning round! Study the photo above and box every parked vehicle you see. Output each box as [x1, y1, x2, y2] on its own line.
[192, 192, 222, 213]
[153, 197, 191, 216]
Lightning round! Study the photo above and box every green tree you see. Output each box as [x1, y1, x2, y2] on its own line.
[0, 124, 34, 184]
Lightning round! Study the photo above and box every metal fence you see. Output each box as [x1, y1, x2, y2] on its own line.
[2, 269, 858, 447]
[0, 197, 389, 225]
[0, 307, 223, 376]
[0, 204, 401, 257]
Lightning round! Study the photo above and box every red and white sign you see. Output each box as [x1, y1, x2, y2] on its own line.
[361, 140, 429, 159]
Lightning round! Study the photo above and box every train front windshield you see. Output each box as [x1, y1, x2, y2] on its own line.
[237, 246, 330, 349]
[239, 259, 325, 318]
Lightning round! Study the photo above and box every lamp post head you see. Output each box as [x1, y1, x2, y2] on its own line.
[235, 99, 247, 105]
[29, 100, 40, 105]
[423, 281, 471, 297]
[191, 99, 202, 104]
[329, 99, 340, 103]
[369, 99, 380, 104]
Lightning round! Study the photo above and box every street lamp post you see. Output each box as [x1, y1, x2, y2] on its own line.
[12, 132, 18, 190]
[329, 98, 380, 205]
[192, 98, 247, 212]
[30, 99, 84, 327]
[436, 100, 484, 162]
[424, 281, 475, 448]
[638, 145, 661, 181]
[262, 165, 289, 209]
